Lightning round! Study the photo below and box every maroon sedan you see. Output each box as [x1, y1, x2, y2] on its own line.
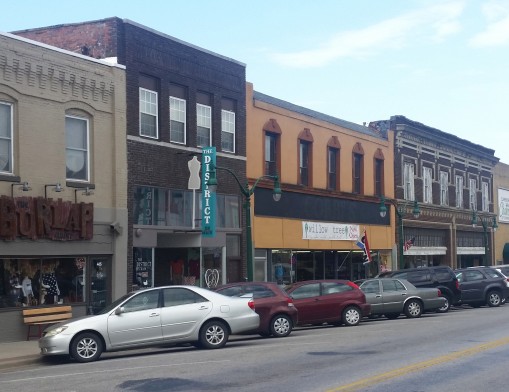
[214, 282, 298, 338]
[285, 280, 371, 326]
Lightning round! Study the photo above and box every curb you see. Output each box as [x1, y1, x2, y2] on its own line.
[0, 355, 41, 371]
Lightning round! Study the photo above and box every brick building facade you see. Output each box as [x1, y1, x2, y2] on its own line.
[15, 18, 248, 291]
[371, 116, 499, 269]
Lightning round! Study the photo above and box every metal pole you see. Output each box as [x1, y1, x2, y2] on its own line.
[245, 191, 253, 281]
[397, 210, 404, 270]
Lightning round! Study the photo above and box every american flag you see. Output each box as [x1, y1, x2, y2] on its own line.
[404, 237, 416, 252]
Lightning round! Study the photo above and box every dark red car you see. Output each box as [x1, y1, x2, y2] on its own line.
[214, 282, 298, 338]
[285, 280, 371, 326]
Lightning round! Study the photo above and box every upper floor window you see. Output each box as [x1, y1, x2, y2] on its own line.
[298, 128, 313, 187]
[139, 88, 158, 138]
[440, 171, 449, 206]
[65, 115, 89, 181]
[263, 119, 282, 177]
[423, 167, 432, 204]
[169, 97, 186, 144]
[403, 162, 415, 201]
[0, 102, 13, 174]
[352, 143, 364, 195]
[455, 175, 464, 208]
[328, 147, 339, 191]
[482, 181, 489, 212]
[221, 110, 235, 153]
[196, 104, 211, 147]
[374, 149, 384, 197]
[265, 133, 278, 176]
[469, 178, 477, 210]
[299, 141, 310, 186]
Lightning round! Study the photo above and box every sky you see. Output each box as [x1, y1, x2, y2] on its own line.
[2, 0, 509, 162]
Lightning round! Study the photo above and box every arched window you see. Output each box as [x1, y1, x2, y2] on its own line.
[263, 119, 282, 176]
[352, 142, 364, 194]
[298, 128, 314, 187]
[327, 136, 341, 191]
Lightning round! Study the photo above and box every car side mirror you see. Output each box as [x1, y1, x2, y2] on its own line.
[115, 307, 124, 315]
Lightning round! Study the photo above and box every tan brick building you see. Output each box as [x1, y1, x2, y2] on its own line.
[0, 32, 127, 342]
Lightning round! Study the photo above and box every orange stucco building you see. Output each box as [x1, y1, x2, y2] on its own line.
[246, 82, 396, 283]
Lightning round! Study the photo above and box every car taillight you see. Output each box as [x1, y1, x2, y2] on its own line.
[347, 281, 360, 289]
[437, 289, 442, 297]
[248, 299, 255, 310]
[286, 297, 295, 307]
[455, 280, 460, 290]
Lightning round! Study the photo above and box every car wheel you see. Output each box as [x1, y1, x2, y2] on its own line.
[70, 332, 103, 363]
[487, 291, 502, 307]
[404, 299, 423, 318]
[436, 295, 450, 313]
[342, 306, 361, 326]
[385, 313, 400, 320]
[270, 314, 293, 338]
[199, 320, 229, 349]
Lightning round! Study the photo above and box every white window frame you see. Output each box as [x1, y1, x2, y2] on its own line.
[139, 88, 158, 139]
[482, 181, 489, 212]
[423, 167, 432, 204]
[65, 115, 90, 182]
[403, 162, 415, 201]
[196, 103, 212, 147]
[469, 178, 477, 210]
[440, 171, 449, 206]
[221, 109, 235, 153]
[0, 101, 13, 174]
[455, 175, 464, 208]
[169, 96, 186, 144]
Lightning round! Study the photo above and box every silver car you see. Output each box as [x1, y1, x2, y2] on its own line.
[359, 278, 447, 319]
[39, 285, 260, 363]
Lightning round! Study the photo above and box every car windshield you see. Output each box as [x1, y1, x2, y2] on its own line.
[96, 292, 134, 315]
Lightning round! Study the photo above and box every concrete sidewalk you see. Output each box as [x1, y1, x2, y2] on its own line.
[0, 340, 41, 370]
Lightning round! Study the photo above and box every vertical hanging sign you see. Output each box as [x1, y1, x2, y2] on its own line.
[201, 147, 216, 237]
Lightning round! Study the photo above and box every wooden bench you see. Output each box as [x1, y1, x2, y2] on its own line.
[22, 306, 73, 341]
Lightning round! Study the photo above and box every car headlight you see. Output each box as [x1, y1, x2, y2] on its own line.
[45, 326, 68, 337]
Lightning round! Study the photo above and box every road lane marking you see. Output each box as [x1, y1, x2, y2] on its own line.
[327, 335, 509, 392]
[0, 359, 230, 383]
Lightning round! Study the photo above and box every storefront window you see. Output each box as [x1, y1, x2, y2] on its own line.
[0, 257, 87, 308]
[203, 247, 222, 288]
[133, 248, 154, 288]
[88, 257, 111, 315]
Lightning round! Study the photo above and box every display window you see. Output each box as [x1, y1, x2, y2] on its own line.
[0, 256, 111, 311]
[0, 257, 85, 308]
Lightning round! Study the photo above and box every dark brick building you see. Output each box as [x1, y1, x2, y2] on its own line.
[371, 116, 499, 269]
[15, 18, 248, 294]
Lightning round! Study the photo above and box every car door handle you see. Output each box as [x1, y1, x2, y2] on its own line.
[149, 313, 159, 317]
[401, 293, 407, 296]
[199, 306, 209, 310]
[375, 295, 382, 298]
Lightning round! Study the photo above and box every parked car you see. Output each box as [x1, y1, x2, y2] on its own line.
[455, 267, 509, 307]
[494, 266, 509, 304]
[38, 285, 260, 363]
[285, 280, 371, 327]
[214, 282, 298, 338]
[358, 278, 447, 319]
[383, 266, 461, 312]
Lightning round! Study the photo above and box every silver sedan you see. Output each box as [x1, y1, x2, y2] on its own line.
[359, 278, 447, 319]
[39, 285, 260, 363]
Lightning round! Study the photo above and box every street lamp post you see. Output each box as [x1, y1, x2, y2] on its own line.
[379, 196, 420, 270]
[472, 210, 498, 265]
[207, 164, 282, 281]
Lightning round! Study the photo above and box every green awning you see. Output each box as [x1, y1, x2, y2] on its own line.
[503, 243, 509, 262]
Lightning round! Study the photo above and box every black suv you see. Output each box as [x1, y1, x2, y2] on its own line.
[454, 267, 509, 307]
[383, 266, 461, 312]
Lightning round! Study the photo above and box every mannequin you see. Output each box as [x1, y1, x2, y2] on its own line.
[41, 268, 60, 304]
[9, 273, 22, 307]
[21, 275, 34, 306]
